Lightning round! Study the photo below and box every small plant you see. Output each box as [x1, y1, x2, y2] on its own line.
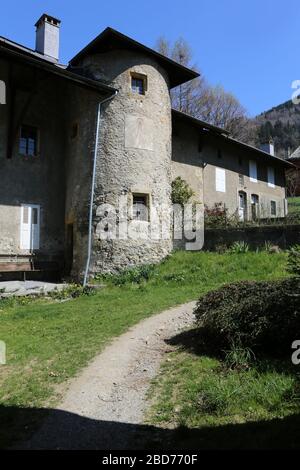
[223, 342, 256, 371]
[264, 241, 280, 254]
[49, 284, 96, 300]
[229, 241, 249, 254]
[287, 245, 300, 278]
[100, 264, 156, 286]
[171, 177, 194, 206]
[215, 244, 229, 254]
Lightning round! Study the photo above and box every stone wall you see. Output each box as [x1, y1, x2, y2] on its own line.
[0, 58, 66, 259]
[204, 225, 300, 251]
[78, 50, 173, 273]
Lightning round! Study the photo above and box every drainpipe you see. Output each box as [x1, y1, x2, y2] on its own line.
[83, 91, 118, 287]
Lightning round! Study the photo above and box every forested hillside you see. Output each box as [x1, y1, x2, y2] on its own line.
[253, 100, 300, 159]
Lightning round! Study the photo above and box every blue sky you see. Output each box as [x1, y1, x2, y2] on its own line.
[1, 0, 299, 116]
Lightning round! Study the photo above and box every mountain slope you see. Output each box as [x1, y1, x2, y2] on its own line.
[254, 100, 300, 159]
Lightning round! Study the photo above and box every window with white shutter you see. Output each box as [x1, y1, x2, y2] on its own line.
[215, 168, 226, 193]
[249, 160, 257, 183]
[268, 167, 275, 188]
[20, 204, 40, 250]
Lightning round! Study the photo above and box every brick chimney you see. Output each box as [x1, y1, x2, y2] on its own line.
[35, 14, 61, 62]
[260, 139, 275, 156]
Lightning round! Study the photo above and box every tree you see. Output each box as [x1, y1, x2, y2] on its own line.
[155, 36, 207, 116]
[286, 168, 300, 197]
[155, 36, 249, 139]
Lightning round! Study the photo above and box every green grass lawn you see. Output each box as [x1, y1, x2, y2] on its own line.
[146, 351, 300, 448]
[288, 197, 300, 215]
[0, 250, 288, 447]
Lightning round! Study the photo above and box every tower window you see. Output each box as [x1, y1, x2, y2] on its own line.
[131, 73, 147, 95]
[132, 194, 149, 221]
[19, 125, 38, 157]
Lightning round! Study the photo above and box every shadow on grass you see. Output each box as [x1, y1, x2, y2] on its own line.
[167, 327, 300, 377]
[166, 327, 223, 359]
[1, 405, 300, 450]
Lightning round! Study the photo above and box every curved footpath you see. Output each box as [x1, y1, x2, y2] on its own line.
[19, 301, 196, 450]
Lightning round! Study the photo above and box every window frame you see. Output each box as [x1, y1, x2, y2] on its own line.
[132, 193, 150, 222]
[249, 160, 258, 183]
[268, 166, 275, 188]
[130, 72, 147, 96]
[270, 200, 277, 217]
[19, 124, 39, 158]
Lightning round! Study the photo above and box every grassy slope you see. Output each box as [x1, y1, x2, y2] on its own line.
[0, 251, 287, 446]
[288, 197, 300, 215]
[145, 251, 300, 449]
[146, 352, 300, 449]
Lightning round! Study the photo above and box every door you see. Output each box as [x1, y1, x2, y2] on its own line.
[238, 192, 247, 221]
[20, 204, 40, 250]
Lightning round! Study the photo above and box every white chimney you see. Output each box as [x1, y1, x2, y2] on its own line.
[260, 139, 275, 156]
[35, 14, 61, 62]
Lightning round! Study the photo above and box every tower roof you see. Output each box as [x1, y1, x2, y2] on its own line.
[69, 27, 199, 89]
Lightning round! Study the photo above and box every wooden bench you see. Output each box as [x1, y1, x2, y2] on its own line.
[0, 261, 61, 281]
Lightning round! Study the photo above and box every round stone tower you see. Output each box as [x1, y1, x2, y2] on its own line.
[70, 29, 198, 273]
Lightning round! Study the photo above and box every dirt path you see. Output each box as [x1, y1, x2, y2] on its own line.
[19, 301, 196, 450]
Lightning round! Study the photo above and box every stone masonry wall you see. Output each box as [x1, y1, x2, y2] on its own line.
[79, 50, 173, 273]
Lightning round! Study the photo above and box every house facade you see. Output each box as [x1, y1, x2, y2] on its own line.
[0, 14, 291, 280]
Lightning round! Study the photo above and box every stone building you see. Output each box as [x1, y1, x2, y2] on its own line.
[0, 14, 292, 281]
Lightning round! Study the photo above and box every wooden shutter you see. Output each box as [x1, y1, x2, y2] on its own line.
[216, 168, 226, 193]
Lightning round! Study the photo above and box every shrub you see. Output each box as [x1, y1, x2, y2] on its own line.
[171, 177, 194, 205]
[194, 278, 300, 356]
[287, 245, 300, 277]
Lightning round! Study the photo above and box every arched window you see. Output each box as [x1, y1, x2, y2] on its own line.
[0, 80, 6, 104]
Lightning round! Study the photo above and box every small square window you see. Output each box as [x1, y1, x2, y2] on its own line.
[19, 125, 38, 157]
[132, 194, 149, 221]
[271, 201, 277, 216]
[131, 73, 147, 95]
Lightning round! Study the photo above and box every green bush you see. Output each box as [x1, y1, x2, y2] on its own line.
[287, 245, 300, 277]
[171, 177, 194, 205]
[194, 278, 300, 356]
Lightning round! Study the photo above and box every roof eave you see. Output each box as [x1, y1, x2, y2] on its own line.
[69, 27, 199, 89]
[0, 39, 116, 95]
